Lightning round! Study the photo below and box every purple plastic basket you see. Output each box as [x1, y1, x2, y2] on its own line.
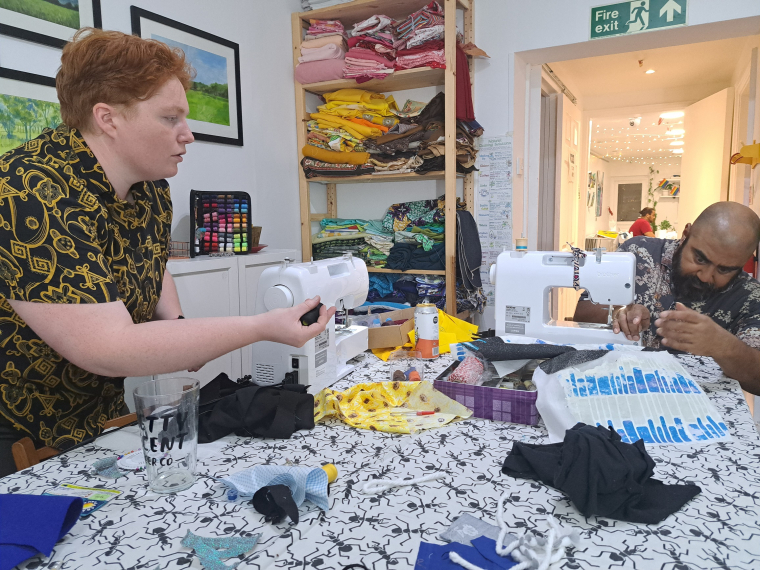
[434, 379, 539, 425]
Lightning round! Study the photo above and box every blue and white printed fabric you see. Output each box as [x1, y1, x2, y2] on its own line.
[220, 466, 329, 511]
[534, 351, 730, 445]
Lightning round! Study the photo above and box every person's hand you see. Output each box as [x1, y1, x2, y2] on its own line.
[612, 303, 651, 341]
[654, 302, 731, 356]
[257, 296, 336, 348]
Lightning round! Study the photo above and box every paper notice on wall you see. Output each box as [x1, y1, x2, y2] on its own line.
[475, 134, 512, 306]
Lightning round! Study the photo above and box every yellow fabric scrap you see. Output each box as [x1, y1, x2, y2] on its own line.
[314, 380, 472, 433]
[322, 89, 398, 115]
[311, 113, 383, 139]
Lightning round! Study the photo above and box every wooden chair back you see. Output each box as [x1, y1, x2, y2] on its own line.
[11, 413, 137, 472]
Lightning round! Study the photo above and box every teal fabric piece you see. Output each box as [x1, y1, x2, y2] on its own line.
[182, 531, 260, 570]
[365, 219, 394, 236]
[319, 218, 369, 230]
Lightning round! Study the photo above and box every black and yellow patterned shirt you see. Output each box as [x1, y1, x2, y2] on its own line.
[0, 124, 172, 449]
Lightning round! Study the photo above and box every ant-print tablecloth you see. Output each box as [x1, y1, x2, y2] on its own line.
[2, 353, 759, 569]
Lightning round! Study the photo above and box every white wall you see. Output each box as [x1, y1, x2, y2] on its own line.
[475, 0, 760, 248]
[593, 160, 682, 235]
[0, 0, 303, 252]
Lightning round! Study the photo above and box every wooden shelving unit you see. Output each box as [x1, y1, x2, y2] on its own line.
[292, 0, 476, 314]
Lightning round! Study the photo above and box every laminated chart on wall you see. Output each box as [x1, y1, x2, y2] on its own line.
[475, 134, 513, 307]
[536, 351, 730, 445]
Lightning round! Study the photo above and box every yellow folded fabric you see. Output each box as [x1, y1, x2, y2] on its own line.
[322, 89, 398, 115]
[302, 145, 369, 165]
[314, 380, 472, 434]
[311, 112, 383, 139]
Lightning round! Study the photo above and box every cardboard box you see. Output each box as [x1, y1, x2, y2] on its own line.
[365, 307, 415, 349]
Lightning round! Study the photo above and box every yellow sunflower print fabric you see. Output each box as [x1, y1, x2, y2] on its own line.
[314, 380, 473, 433]
[0, 125, 172, 450]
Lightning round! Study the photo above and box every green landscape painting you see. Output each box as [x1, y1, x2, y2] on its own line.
[154, 35, 230, 126]
[0, 0, 80, 29]
[0, 94, 62, 156]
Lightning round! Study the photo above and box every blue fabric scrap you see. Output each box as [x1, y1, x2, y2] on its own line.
[181, 531, 260, 570]
[0, 494, 83, 570]
[415, 539, 517, 570]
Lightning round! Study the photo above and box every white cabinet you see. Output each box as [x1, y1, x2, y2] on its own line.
[124, 249, 296, 410]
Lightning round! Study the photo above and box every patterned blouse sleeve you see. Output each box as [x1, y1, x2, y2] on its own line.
[0, 168, 119, 304]
[735, 293, 760, 350]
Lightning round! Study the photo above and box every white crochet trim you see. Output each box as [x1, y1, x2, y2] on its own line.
[448, 551, 486, 570]
[358, 473, 446, 494]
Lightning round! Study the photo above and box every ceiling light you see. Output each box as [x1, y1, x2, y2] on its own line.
[672, 148, 684, 154]
[660, 111, 684, 119]
[646, 69, 655, 74]
[670, 141, 684, 146]
[668, 128, 685, 136]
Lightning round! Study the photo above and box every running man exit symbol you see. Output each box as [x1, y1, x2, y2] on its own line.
[591, 0, 687, 40]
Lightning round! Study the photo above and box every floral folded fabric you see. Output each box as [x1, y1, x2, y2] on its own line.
[314, 380, 472, 434]
[395, 49, 445, 70]
[300, 157, 374, 178]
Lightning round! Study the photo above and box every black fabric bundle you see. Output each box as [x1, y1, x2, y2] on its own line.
[386, 242, 445, 271]
[198, 374, 314, 443]
[461, 337, 576, 361]
[456, 210, 482, 290]
[502, 423, 701, 524]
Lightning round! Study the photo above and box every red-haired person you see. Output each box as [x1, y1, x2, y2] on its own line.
[0, 29, 333, 476]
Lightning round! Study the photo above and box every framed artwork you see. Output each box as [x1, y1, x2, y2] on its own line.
[131, 7, 243, 146]
[568, 153, 576, 184]
[0, 68, 61, 156]
[0, 0, 102, 48]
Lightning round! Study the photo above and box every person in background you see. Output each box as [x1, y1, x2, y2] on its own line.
[629, 207, 657, 237]
[574, 202, 760, 397]
[0, 29, 335, 477]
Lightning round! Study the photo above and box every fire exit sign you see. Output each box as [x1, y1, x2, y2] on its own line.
[591, 0, 687, 40]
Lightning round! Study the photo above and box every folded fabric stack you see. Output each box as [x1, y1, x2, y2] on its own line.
[302, 88, 401, 178]
[312, 218, 392, 268]
[345, 14, 397, 81]
[295, 20, 347, 84]
[394, 1, 445, 50]
[394, 39, 445, 71]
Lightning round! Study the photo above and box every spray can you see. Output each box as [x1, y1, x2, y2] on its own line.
[414, 303, 439, 359]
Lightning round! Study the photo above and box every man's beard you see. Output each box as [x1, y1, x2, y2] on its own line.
[671, 239, 731, 303]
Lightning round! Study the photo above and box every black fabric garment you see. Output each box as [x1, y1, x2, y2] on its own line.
[502, 423, 701, 524]
[386, 243, 446, 271]
[456, 211, 482, 290]
[198, 374, 314, 443]
[252, 485, 300, 524]
[538, 350, 610, 374]
[0, 415, 22, 477]
[415, 155, 477, 175]
[461, 337, 576, 362]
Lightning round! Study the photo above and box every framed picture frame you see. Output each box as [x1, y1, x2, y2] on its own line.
[0, 0, 102, 49]
[0, 68, 61, 157]
[131, 7, 243, 146]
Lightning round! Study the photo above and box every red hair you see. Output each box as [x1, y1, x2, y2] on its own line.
[56, 28, 195, 130]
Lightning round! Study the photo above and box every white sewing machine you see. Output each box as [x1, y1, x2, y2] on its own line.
[251, 254, 369, 394]
[489, 249, 638, 345]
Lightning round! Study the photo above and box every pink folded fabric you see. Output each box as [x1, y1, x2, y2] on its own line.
[345, 47, 394, 67]
[394, 49, 445, 70]
[299, 43, 345, 63]
[295, 59, 346, 84]
[301, 35, 346, 50]
[345, 57, 392, 69]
